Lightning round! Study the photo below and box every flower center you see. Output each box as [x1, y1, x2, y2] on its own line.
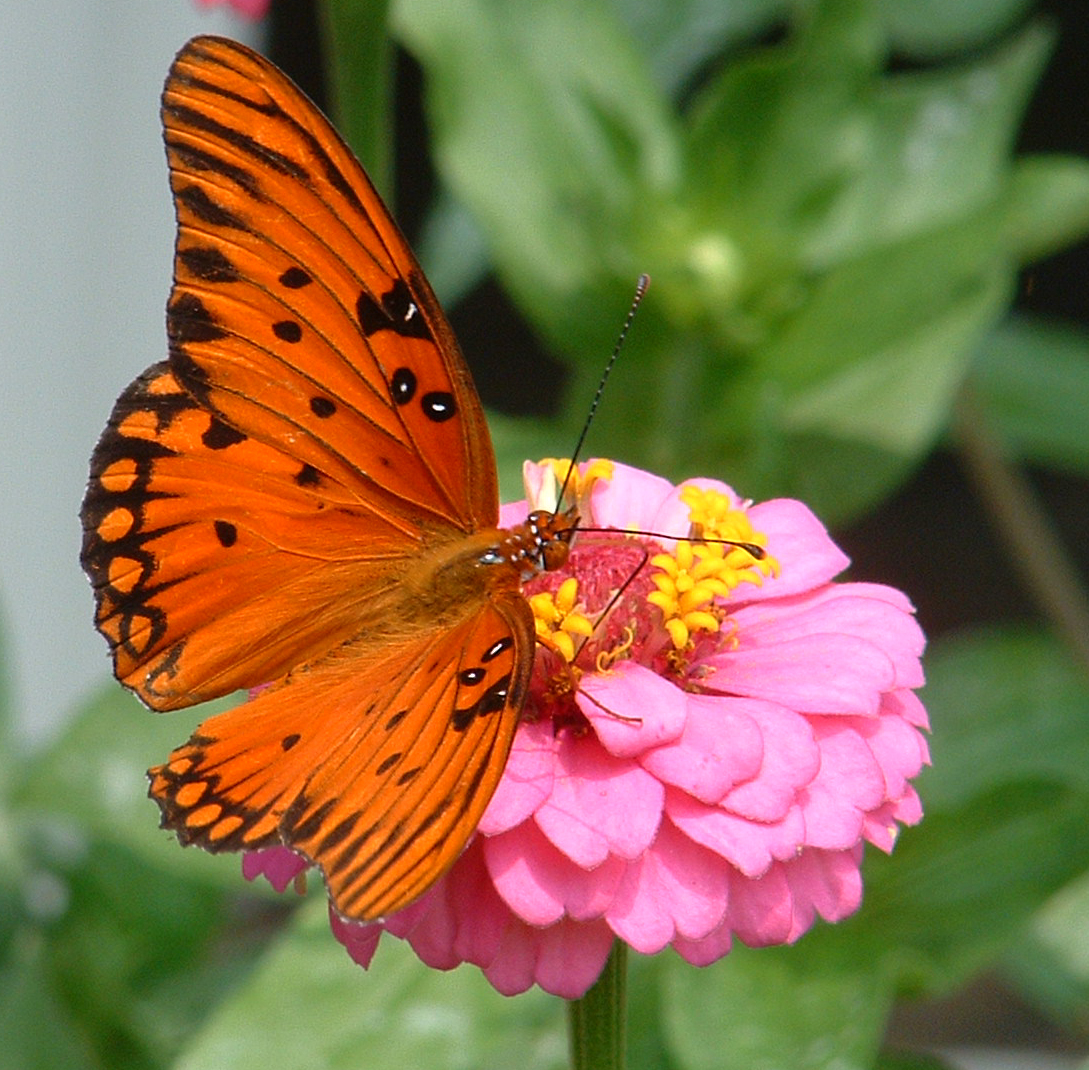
[519, 468, 778, 728]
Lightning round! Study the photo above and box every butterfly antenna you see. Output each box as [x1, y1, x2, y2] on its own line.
[556, 274, 650, 508]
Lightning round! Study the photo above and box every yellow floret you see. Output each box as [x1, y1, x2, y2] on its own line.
[528, 577, 594, 662]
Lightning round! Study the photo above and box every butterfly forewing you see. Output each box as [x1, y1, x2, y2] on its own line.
[81, 363, 420, 706]
[164, 36, 497, 528]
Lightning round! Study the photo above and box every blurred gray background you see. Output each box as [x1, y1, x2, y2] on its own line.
[0, 1, 257, 743]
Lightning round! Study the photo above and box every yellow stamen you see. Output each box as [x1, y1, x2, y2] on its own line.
[680, 485, 779, 583]
[596, 627, 635, 673]
[528, 577, 593, 663]
[647, 485, 779, 651]
[527, 457, 614, 513]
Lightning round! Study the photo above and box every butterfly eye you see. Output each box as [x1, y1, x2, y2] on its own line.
[539, 537, 571, 572]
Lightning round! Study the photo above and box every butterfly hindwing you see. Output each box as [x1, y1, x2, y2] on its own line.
[149, 594, 534, 920]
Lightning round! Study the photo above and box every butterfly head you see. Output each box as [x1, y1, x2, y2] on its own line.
[496, 505, 579, 581]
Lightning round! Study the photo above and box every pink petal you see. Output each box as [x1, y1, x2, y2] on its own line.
[398, 844, 508, 970]
[483, 821, 625, 925]
[671, 922, 733, 966]
[640, 694, 764, 803]
[195, 0, 270, 18]
[861, 804, 901, 851]
[732, 585, 925, 689]
[579, 663, 688, 757]
[647, 477, 740, 548]
[588, 461, 676, 532]
[499, 499, 529, 528]
[724, 862, 796, 946]
[885, 686, 930, 729]
[718, 700, 820, 820]
[783, 847, 864, 939]
[605, 821, 728, 952]
[667, 788, 806, 876]
[797, 721, 885, 849]
[484, 917, 616, 999]
[743, 498, 850, 597]
[710, 632, 896, 715]
[852, 704, 930, 800]
[534, 732, 664, 867]
[478, 719, 556, 834]
[242, 846, 307, 892]
[328, 910, 383, 968]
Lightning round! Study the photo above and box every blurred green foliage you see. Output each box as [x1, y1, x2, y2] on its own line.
[7, 0, 1089, 1067]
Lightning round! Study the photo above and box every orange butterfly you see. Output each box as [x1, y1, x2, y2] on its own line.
[80, 35, 577, 921]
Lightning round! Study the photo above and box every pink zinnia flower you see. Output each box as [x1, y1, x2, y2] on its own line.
[245, 459, 928, 999]
[194, 0, 270, 20]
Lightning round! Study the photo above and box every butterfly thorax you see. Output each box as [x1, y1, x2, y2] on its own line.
[406, 505, 578, 625]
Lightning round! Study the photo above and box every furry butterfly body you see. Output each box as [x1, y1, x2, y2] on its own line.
[81, 36, 575, 920]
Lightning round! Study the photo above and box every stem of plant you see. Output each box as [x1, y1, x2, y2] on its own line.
[954, 383, 1089, 676]
[568, 941, 627, 1070]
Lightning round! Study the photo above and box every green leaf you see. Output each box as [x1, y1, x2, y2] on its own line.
[875, 1051, 957, 1070]
[660, 943, 893, 1070]
[972, 315, 1089, 479]
[877, 0, 1036, 59]
[761, 214, 1012, 454]
[1004, 868, 1089, 1029]
[0, 935, 95, 1070]
[834, 627, 1089, 991]
[320, 0, 394, 199]
[489, 411, 570, 504]
[393, 0, 680, 358]
[33, 841, 254, 1070]
[916, 627, 1089, 811]
[614, 0, 790, 97]
[13, 682, 244, 890]
[851, 779, 1089, 992]
[173, 899, 567, 1070]
[1004, 154, 1089, 263]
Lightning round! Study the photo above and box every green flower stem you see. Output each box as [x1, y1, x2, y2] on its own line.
[568, 941, 627, 1070]
[319, 0, 393, 198]
[954, 383, 1089, 676]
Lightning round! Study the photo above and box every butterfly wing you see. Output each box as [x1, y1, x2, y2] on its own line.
[149, 592, 534, 920]
[164, 35, 496, 522]
[81, 35, 498, 708]
[81, 362, 419, 706]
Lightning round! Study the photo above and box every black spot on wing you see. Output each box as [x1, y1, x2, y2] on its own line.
[385, 709, 409, 730]
[481, 636, 513, 662]
[174, 183, 247, 230]
[451, 673, 512, 731]
[202, 419, 246, 450]
[178, 245, 239, 282]
[375, 753, 402, 776]
[168, 293, 228, 344]
[272, 320, 302, 343]
[279, 266, 312, 289]
[213, 520, 238, 547]
[421, 392, 456, 423]
[357, 278, 431, 341]
[391, 367, 417, 406]
[295, 463, 321, 487]
[310, 397, 336, 418]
